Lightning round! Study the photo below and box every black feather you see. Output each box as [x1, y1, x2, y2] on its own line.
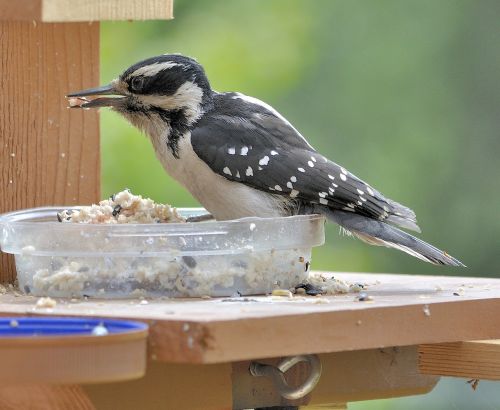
[318, 207, 464, 267]
[192, 92, 419, 231]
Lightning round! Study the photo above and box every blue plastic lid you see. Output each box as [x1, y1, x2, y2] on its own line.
[0, 317, 148, 337]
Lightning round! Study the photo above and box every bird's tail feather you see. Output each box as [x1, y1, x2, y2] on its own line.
[319, 207, 465, 267]
[384, 198, 421, 233]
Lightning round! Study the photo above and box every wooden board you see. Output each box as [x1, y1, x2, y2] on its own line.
[0, 21, 100, 283]
[419, 340, 500, 380]
[0, 273, 499, 364]
[0, 386, 95, 410]
[84, 347, 437, 409]
[0, 0, 174, 22]
[85, 362, 233, 410]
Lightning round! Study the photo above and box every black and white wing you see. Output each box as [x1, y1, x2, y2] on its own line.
[191, 92, 419, 231]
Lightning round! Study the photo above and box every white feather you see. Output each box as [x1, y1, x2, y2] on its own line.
[127, 62, 181, 78]
[148, 129, 289, 220]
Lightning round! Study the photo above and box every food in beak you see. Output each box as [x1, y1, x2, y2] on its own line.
[66, 84, 126, 109]
[68, 97, 90, 109]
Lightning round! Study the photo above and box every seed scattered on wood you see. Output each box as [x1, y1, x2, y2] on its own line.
[423, 304, 431, 316]
[294, 283, 323, 296]
[222, 297, 258, 303]
[357, 292, 373, 302]
[36, 297, 57, 308]
[272, 289, 293, 298]
[312, 297, 329, 304]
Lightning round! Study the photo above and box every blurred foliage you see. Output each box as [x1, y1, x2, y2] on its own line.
[348, 378, 500, 410]
[101, 0, 500, 280]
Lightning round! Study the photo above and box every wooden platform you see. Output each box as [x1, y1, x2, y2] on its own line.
[0, 272, 499, 364]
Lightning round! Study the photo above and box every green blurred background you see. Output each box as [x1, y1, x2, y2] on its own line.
[100, 1, 499, 408]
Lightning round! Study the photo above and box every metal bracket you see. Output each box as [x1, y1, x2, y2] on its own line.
[249, 354, 322, 400]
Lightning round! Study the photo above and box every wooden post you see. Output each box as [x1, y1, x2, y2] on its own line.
[0, 22, 100, 283]
[0, 1, 174, 284]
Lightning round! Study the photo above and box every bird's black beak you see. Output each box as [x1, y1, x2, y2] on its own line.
[66, 84, 127, 108]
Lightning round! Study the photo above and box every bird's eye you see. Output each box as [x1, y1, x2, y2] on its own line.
[130, 76, 144, 92]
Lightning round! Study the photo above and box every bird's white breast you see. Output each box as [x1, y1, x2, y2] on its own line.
[149, 130, 288, 220]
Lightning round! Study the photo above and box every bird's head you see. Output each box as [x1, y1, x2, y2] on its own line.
[67, 54, 213, 135]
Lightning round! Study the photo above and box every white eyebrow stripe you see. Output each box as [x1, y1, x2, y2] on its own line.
[129, 62, 181, 78]
[139, 81, 203, 123]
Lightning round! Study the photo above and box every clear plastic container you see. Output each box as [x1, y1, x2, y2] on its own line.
[0, 207, 325, 298]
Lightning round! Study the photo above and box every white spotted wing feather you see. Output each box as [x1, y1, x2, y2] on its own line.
[191, 92, 420, 232]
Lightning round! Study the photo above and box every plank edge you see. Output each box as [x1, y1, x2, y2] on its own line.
[0, 0, 174, 22]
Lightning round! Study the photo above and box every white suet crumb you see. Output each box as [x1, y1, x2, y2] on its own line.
[423, 304, 431, 317]
[349, 283, 365, 292]
[68, 97, 88, 108]
[312, 297, 330, 304]
[36, 296, 57, 308]
[272, 289, 293, 298]
[57, 189, 185, 224]
[305, 273, 365, 295]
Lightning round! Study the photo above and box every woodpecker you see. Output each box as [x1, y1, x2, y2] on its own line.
[68, 54, 464, 266]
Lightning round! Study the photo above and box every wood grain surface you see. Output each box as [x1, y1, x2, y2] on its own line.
[0, 22, 100, 283]
[0, 273, 499, 364]
[85, 362, 233, 410]
[0, 0, 174, 22]
[0, 385, 95, 410]
[419, 339, 500, 380]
